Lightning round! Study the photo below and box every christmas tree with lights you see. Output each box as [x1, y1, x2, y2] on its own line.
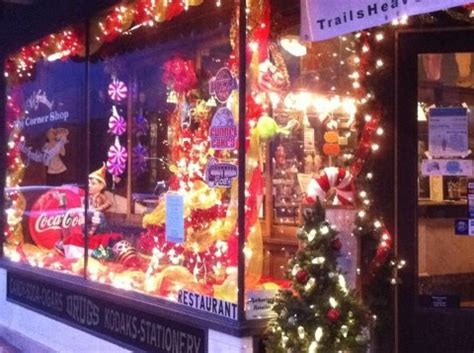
[265, 199, 370, 353]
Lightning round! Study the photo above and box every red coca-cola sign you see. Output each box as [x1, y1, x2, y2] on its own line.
[28, 186, 85, 249]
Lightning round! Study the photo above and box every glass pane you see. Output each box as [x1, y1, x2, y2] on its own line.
[4, 27, 87, 276]
[244, 3, 360, 319]
[86, 2, 239, 316]
[418, 52, 474, 309]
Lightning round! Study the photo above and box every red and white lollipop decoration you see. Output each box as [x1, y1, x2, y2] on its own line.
[306, 167, 355, 206]
[108, 79, 128, 102]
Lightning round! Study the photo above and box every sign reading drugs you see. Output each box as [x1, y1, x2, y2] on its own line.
[301, 0, 472, 41]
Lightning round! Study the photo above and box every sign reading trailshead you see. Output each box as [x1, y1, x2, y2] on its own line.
[301, 0, 472, 41]
[7, 272, 207, 353]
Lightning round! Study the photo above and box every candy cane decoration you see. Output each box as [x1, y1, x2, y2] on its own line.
[306, 167, 355, 206]
[108, 79, 128, 102]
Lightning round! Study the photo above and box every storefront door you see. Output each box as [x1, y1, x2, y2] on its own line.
[397, 28, 474, 353]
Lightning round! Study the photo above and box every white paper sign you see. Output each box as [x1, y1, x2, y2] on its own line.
[246, 289, 278, 320]
[165, 193, 185, 244]
[301, 0, 471, 41]
[421, 159, 473, 176]
[429, 108, 468, 158]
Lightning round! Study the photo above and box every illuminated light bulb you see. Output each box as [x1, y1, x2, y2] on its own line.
[376, 127, 384, 135]
[363, 199, 370, 205]
[375, 32, 384, 41]
[305, 277, 316, 292]
[320, 225, 330, 235]
[341, 325, 349, 338]
[371, 143, 380, 151]
[376, 59, 384, 68]
[280, 35, 307, 57]
[358, 210, 366, 218]
[398, 260, 407, 269]
[364, 114, 372, 122]
[354, 56, 361, 64]
[329, 297, 338, 308]
[298, 326, 305, 339]
[309, 341, 318, 353]
[352, 81, 360, 89]
[315, 327, 323, 342]
[359, 191, 367, 198]
[307, 229, 317, 242]
[249, 41, 258, 52]
[362, 45, 369, 53]
[312, 257, 325, 265]
[338, 275, 348, 294]
[366, 172, 373, 180]
[374, 220, 382, 228]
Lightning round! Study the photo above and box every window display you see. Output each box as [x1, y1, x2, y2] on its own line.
[1, 0, 387, 326]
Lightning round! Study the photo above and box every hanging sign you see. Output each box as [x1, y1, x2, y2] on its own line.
[209, 107, 237, 150]
[208, 68, 238, 103]
[429, 108, 468, 158]
[245, 289, 277, 320]
[301, 0, 472, 41]
[204, 158, 238, 188]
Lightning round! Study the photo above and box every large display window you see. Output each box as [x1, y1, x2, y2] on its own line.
[2, 0, 366, 330]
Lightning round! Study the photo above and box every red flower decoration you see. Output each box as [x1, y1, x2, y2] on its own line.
[162, 57, 197, 94]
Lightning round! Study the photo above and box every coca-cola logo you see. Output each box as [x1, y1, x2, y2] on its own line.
[28, 187, 85, 249]
[34, 209, 84, 233]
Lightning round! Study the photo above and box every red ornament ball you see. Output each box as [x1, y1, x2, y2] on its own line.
[332, 238, 342, 251]
[295, 270, 309, 284]
[326, 308, 341, 322]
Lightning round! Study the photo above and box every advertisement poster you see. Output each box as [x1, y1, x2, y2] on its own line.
[428, 108, 468, 158]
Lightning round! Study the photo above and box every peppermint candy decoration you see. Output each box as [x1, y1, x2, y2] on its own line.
[107, 137, 127, 176]
[108, 109, 127, 136]
[108, 79, 128, 102]
[306, 167, 355, 206]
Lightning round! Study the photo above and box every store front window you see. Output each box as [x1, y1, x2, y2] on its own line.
[418, 52, 474, 308]
[2, 0, 364, 326]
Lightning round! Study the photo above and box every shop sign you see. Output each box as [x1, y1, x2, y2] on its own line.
[208, 68, 238, 103]
[301, 0, 473, 41]
[204, 158, 238, 188]
[428, 108, 468, 158]
[178, 290, 238, 320]
[209, 108, 237, 150]
[20, 90, 71, 129]
[245, 289, 277, 320]
[7, 272, 207, 353]
[421, 159, 473, 176]
[165, 193, 185, 244]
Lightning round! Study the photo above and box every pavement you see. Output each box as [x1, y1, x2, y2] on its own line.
[0, 338, 20, 353]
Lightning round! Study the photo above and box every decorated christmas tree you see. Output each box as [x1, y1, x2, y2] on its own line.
[265, 200, 370, 353]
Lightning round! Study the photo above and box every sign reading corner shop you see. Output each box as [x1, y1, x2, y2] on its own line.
[301, 0, 472, 41]
[7, 272, 207, 353]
